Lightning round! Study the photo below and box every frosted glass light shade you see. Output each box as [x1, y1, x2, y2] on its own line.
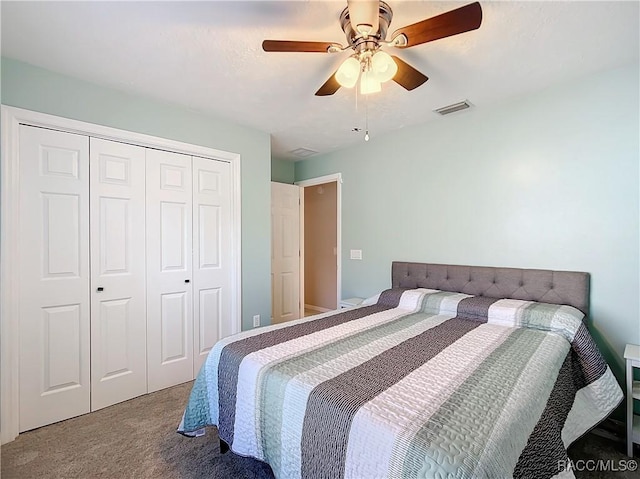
[360, 70, 381, 94]
[372, 50, 398, 83]
[336, 57, 361, 88]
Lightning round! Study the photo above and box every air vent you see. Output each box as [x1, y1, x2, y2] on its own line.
[289, 147, 318, 158]
[434, 100, 472, 116]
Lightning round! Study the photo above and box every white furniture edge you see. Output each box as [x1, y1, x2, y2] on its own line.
[624, 343, 640, 457]
[624, 344, 640, 363]
[295, 173, 342, 311]
[0, 105, 243, 444]
[340, 297, 364, 308]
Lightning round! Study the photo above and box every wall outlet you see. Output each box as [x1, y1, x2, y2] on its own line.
[253, 314, 260, 328]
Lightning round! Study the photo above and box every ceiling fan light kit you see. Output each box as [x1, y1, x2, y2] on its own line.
[371, 50, 397, 83]
[335, 57, 360, 88]
[360, 69, 382, 95]
[262, 1, 483, 97]
[335, 49, 398, 93]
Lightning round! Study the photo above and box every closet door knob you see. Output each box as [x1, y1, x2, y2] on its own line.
[97, 287, 104, 292]
[184, 279, 190, 283]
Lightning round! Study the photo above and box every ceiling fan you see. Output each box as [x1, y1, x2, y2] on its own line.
[262, 1, 482, 96]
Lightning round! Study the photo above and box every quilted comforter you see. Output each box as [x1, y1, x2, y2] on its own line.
[178, 288, 622, 479]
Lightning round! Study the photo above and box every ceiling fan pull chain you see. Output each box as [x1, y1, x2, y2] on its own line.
[355, 84, 359, 111]
[364, 94, 370, 142]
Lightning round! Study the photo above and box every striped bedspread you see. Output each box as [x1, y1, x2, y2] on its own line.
[178, 288, 622, 479]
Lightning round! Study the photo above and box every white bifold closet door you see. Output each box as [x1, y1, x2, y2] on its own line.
[192, 156, 232, 373]
[146, 149, 194, 392]
[146, 151, 232, 391]
[18, 125, 91, 432]
[18, 125, 234, 429]
[89, 138, 147, 411]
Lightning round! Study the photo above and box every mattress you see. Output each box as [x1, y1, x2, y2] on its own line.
[178, 288, 622, 479]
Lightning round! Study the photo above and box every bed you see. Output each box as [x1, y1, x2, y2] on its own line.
[178, 262, 623, 479]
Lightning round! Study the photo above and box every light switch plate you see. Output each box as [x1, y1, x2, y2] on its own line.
[350, 249, 362, 260]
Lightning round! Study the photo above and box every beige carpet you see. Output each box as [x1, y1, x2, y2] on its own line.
[1, 381, 636, 478]
[1, 382, 273, 479]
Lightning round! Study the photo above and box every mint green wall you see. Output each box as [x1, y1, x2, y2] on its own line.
[296, 64, 640, 378]
[1, 57, 272, 331]
[271, 157, 295, 184]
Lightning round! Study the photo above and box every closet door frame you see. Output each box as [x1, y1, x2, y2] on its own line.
[0, 105, 242, 445]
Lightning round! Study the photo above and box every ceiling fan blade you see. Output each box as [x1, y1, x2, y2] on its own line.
[390, 2, 482, 48]
[391, 56, 429, 91]
[262, 40, 337, 53]
[315, 73, 341, 96]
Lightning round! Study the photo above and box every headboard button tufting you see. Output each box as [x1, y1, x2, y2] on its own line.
[391, 261, 589, 315]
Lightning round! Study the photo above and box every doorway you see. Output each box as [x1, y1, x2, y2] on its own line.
[302, 182, 338, 315]
[270, 173, 341, 324]
[296, 174, 341, 317]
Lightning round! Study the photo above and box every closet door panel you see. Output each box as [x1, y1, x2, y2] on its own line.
[90, 138, 147, 411]
[192, 158, 232, 373]
[18, 125, 90, 432]
[147, 149, 193, 392]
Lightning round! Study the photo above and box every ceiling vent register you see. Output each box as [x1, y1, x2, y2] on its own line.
[434, 100, 472, 116]
[289, 147, 318, 158]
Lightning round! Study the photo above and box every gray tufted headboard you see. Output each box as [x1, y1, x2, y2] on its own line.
[392, 262, 590, 315]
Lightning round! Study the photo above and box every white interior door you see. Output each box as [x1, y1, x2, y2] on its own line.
[146, 149, 193, 392]
[18, 125, 91, 431]
[90, 138, 147, 410]
[271, 182, 301, 324]
[192, 157, 232, 374]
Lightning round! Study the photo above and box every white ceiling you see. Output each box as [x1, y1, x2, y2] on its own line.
[2, 1, 638, 161]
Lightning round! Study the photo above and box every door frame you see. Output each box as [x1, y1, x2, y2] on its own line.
[295, 173, 342, 313]
[0, 105, 242, 444]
